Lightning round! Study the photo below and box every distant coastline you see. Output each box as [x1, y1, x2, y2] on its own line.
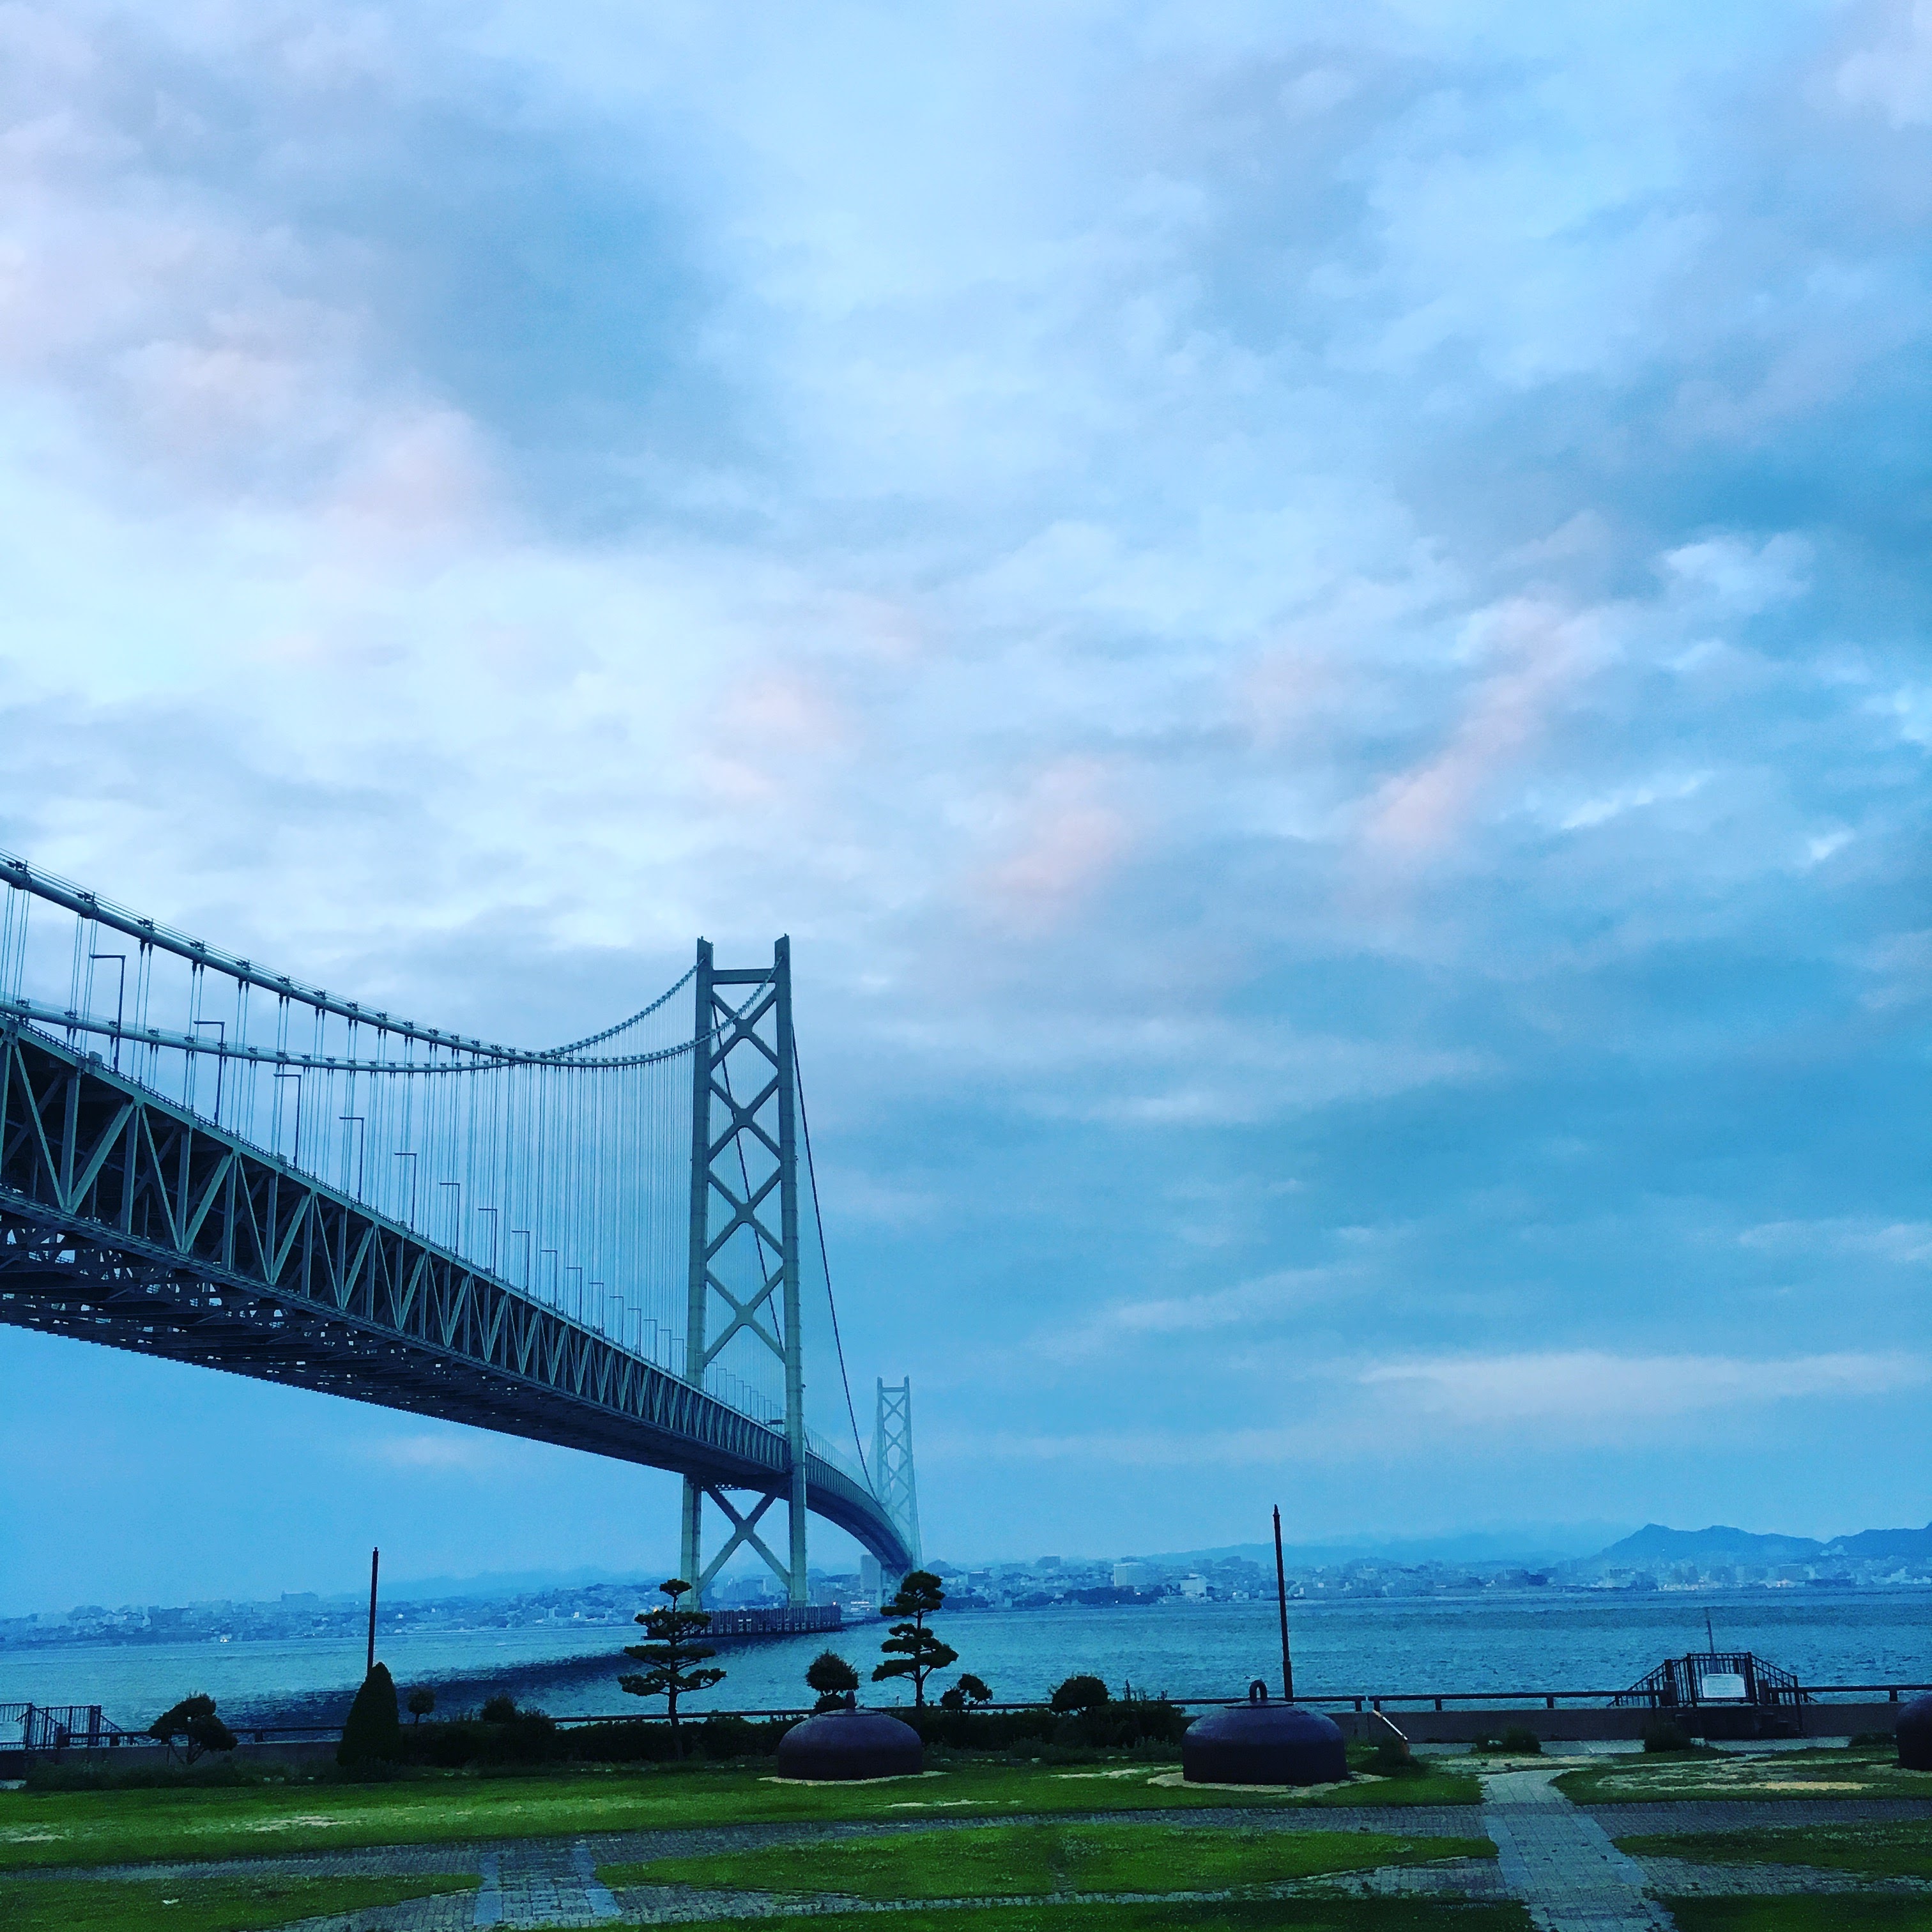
[6, 1519, 1928, 1653]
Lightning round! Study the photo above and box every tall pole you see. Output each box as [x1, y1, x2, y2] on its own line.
[366, 1546, 379, 1677]
[1273, 1505, 1293, 1703]
[681, 941, 714, 1597]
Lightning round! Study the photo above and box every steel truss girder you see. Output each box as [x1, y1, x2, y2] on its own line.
[0, 1020, 912, 1571]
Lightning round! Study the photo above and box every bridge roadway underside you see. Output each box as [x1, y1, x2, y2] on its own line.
[0, 1023, 912, 1572]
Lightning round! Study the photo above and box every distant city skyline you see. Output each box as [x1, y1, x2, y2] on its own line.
[2, 3, 1928, 1614]
[11, 1511, 1929, 1632]
[8, 1510, 1931, 1622]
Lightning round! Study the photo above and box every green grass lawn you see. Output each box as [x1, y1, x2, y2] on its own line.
[1556, 1747, 1932, 1805]
[0, 1758, 1479, 1872]
[1666, 1900, 1932, 1931]
[0, 1871, 476, 1932]
[1619, 1823, 1932, 1879]
[607, 1821, 1496, 1899]
[687, 1903, 1531, 1932]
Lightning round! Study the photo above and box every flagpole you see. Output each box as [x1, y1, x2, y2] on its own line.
[1273, 1505, 1293, 1701]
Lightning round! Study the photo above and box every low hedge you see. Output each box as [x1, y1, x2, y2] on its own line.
[907, 1701, 1189, 1751]
[374, 1697, 1192, 1770]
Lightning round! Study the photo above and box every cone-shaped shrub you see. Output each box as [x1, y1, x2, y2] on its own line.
[338, 1662, 402, 1770]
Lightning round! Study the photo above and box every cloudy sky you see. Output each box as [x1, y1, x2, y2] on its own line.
[2, 0, 1928, 1612]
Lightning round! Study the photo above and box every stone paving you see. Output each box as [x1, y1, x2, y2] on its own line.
[476, 1840, 623, 1926]
[1593, 1795, 1932, 1834]
[1634, 1855, 1932, 1898]
[1480, 1767, 1677, 1930]
[275, 1889, 478, 1932]
[17, 1773, 1932, 1927]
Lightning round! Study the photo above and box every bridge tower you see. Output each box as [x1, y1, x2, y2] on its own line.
[680, 938, 811, 1606]
[873, 1377, 922, 1573]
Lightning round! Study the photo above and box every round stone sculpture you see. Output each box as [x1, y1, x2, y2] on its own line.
[776, 1708, 923, 1781]
[1183, 1682, 1349, 1786]
[1897, 1693, 1932, 1772]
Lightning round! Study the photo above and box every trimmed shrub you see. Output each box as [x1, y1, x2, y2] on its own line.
[565, 1719, 691, 1764]
[908, 1705, 1055, 1751]
[1058, 1699, 1190, 1749]
[1499, 1726, 1542, 1756]
[1050, 1675, 1110, 1713]
[904, 1696, 1187, 1753]
[806, 1650, 861, 1713]
[405, 1698, 562, 1768]
[1642, 1715, 1694, 1754]
[338, 1663, 404, 1770]
[1372, 1736, 1427, 1778]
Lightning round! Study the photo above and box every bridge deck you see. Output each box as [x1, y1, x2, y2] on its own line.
[0, 1021, 911, 1571]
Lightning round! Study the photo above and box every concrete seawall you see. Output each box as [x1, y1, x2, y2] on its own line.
[2, 1699, 1905, 1777]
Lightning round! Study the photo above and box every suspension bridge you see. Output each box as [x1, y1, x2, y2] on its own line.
[0, 853, 921, 1603]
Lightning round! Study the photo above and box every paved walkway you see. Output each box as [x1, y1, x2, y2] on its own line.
[1482, 1767, 1677, 1930]
[476, 1842, 622, 1926]
[1634, 1856, 1932, 1899]
[1593, 1796, 1932, 1834]
[25, 1783, 1932, 1927]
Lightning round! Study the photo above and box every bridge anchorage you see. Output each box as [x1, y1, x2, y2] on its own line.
[0, 853, 921, 1600]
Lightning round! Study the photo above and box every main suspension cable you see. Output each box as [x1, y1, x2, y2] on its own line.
[795, 1042, 872, 1488]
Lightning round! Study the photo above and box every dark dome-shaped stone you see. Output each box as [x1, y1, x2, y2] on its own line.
[1183, 1696, 1349, 1786]
[776, 1708, 923, 1782]
[1898, 1693, 1932, 1772]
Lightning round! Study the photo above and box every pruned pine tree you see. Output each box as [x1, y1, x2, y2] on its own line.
[146, 1693, 237, 1765]
[871, 1570, 958, 1708]
[620, 1579, 725, 1754]
[939, 1672, 993, 1710]
[805, 1649, 861, 1712]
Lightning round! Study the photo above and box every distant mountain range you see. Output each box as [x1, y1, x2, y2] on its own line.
[374, 1520, 1932, 1603]
[1144, 1524, 1634, 1570]
[1570, 1522, 1932, 1572]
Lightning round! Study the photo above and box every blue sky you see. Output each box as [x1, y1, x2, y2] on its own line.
[1, 1, 1928, 1614]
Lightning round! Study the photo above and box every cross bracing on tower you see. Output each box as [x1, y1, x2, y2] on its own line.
[0, 852, 916, 1581]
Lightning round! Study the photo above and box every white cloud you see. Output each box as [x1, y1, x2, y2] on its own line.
[2, 1, 1929, 1571]
[931, 1349, 1929, 1471]
[1662, 535, 1812, 616]
[1103, 1266, 1344, 1337]
[1837, 0, 1932, 126]
[1739, 1220, 1932, 1265]
[1556, 770, 1710, 832]
[1361, 1348, 1928, 1425]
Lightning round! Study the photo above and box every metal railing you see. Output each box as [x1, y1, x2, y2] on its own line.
[8, 1682, 1922, 1752]
[1614, 1649, 1807, 1710]
[0, 1703, 135, 1749]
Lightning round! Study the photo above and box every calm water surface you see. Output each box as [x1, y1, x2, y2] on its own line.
[6, 1588, 1926, 1729]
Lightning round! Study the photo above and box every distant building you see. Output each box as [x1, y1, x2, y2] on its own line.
[1177, 1574, 1208, 1600]
[1112, 1560, 1156, 1588]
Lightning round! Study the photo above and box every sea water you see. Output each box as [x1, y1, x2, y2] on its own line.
[5, 1588, 1926, 1731]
